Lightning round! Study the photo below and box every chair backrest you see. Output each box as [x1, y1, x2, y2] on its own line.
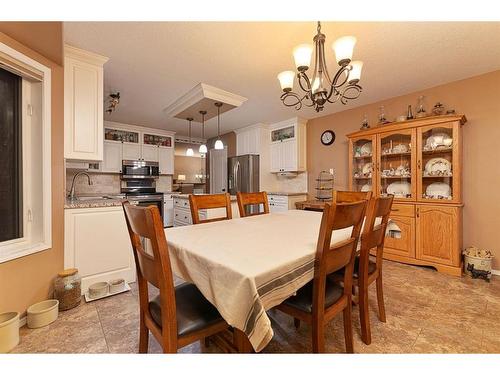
[122, 202, 177, 342]
[357, 195, 394, 279]
[333, 190, 373, 203]
[189, 193, 232, 224]
[312, 200, 368, 312]
[236, 192, 269, 217]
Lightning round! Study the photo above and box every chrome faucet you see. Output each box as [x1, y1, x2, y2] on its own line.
[68, 171, 93, 200]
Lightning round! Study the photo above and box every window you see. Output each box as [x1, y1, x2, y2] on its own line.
[0, 41, 51, 263]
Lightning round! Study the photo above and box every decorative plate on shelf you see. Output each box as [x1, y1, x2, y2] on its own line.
[361, 183, 372, 192]
[392, 144, 408, 153]
[360, 143, 372, 156]
[424, 157, 451, 175]
[425, 132, 452, 149]
[425, 182, 451, 198]
[362, 162, 373, 175]
[386, 181, 411, 198]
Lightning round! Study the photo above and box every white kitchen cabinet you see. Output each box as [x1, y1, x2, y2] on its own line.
[142, 144, 159, 162]
[173, 195, 239, 227]
[64, 45, 108, 161]
[64, 206, 136, 293]
[159, 147, 174, 175]
[236, 127, 260, 155]
[102, 141, 122, 173]
[269, 117, 307, 173]
[122, 142, 142, 160]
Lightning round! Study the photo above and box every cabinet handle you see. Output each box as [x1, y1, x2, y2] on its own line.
[417, 160, 421, 169]
[416, 207, 420, 218]
[391, 208, 399, 212]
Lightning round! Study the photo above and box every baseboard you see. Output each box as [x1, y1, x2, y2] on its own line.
[491, 269, 500, 276]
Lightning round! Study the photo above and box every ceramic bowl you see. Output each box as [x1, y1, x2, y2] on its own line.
[108, 279, 125, 294]
[88, 282, 109, 299]
[0, 312, 20, 353]
[27, 300, 59, 329]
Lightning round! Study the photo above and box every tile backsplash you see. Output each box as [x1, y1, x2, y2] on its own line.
[65, 170, 173, 196]
[273, 172, 308, 193]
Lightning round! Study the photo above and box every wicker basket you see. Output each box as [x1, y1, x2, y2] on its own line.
[464, 254, 492, 280]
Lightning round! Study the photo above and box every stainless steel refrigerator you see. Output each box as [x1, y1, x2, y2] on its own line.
[228, 154, 260, 196]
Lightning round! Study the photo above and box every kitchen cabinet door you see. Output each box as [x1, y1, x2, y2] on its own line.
[282, 139, 298, 172]
[122, 142, 141, 160]
[159, 147, 174, 175]
[384, 215, 415, 259]
[64, 48, 107, 161]
[270, 143, 282, 172]
[416, 205, 461, 266]
[102, 141, 122, 173]
[142, 144, 159, 162]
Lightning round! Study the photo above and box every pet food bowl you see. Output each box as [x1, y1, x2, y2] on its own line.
[27, 300, 59, 329]
[109, 279, 125, 294]
[0, 312, 20, 353]
[88, 282, 109, 299]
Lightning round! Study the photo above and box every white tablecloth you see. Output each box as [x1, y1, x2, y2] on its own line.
[164, 210, 354, 352]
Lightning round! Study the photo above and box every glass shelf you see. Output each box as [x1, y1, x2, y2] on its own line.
[379, 132, 413, 199]
[271, 126, 295, 142]
[105, 128, 139, 143]
[143, 133, 172, 147]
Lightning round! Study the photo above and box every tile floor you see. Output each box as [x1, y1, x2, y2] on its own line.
[12, 260, 500, 353]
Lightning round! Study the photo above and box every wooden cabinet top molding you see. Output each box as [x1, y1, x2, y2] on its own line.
[347, 115, 467, 138]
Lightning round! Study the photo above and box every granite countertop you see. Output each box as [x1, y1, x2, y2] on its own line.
[172, 193, 238, 201]
[266, 192, 308, 196]
[65, 197, 125, 209]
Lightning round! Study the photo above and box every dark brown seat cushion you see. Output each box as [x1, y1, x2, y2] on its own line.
[353, 257, 377, 278]
[149, 283, 223, 337]
[282, 278, 344, 313]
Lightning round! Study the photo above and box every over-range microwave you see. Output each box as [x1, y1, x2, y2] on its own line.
[121, 160, 159, 179]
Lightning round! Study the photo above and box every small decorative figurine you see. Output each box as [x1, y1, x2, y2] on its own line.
[416, 95, 427, 118]
[378, 105, 388, 124]
[432, 102, 445, 116]
[406, 105, 414, 120]
[360, 114, 370, 130]
[446, 109, 456, 115]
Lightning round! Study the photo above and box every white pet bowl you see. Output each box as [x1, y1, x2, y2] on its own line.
[88, 282, 109, 299]
[0, 312, 20, 353]
[109, 279, 125, 294]
[27, 300, 59, 329]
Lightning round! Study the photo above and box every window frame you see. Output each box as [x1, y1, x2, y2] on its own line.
[0, 41, 52, 263]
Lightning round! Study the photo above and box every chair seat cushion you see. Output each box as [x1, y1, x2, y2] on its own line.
[149, 283, 224, 337]
[282, 278, 344, 313]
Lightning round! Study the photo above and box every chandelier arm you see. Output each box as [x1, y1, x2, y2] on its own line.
[280, 91, 307, 110]
[297, 72, 312, 93]
[331, 65, 351, 89]
[318, 37, 332, 87]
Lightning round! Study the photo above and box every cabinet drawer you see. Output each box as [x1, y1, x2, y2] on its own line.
[390, 203, 414, 217]
[268, 195, 288, 203]
[174, 198, 190, 209]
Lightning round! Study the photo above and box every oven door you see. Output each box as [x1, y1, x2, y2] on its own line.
[130, 199, 163, 219]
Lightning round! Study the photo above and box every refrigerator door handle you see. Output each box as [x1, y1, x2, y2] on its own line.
[235, 161, 240, 192]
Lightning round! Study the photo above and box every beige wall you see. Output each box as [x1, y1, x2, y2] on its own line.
[307, 70, 500, 269]
[0, 24, 64, 313]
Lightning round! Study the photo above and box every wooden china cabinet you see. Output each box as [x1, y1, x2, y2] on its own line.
[347, 115, 466, 276]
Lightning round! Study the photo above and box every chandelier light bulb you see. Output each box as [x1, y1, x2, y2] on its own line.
[186, 148, 194, 157]
[214, 139, 224, 150]
[332, 36, 357, 66]
[348, 61, 363, 84]
[293, 44, 313, 71]
[199, 144, 208, 154]
[277, 71, 295, 92]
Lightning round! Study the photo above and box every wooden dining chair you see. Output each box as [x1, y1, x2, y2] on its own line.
[333, 190, 373, 203]
[236, 192, 269, 217]
[122, 202, 229, 353]
[353, 195, 394, 345]
[275, 200, 368, 353]
[189, 193, 232, 224]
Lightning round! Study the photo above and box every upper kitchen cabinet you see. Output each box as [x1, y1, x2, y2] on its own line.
[269, 117, 307, 173]
[64, 45, 109, 161]
[235, 124, 269, 156]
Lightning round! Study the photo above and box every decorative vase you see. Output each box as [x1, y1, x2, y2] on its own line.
[406, 105, 414, 120]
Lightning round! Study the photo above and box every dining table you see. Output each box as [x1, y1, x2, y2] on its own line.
[164, 209, 356, 353]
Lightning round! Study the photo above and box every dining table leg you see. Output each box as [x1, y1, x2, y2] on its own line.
[233, 328, 254, 353]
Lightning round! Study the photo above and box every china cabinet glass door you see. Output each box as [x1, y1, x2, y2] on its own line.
[377, 129, 416, 200]
[417, 122, 459, 203]
[350, 136, 376, 193]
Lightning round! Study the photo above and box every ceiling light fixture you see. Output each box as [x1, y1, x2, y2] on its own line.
[198, 110, 208, 154]
[186, 117, 194, 156]
[277, 21, 363, 112]
[214, 102, 224, 150]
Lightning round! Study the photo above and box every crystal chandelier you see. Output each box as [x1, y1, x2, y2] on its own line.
[277, 22, 363, 112]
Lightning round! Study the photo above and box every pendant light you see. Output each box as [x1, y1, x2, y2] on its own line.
[198, 110, 208, 154]
[214, 102, 224, 150]
[186, 117, 194, 156]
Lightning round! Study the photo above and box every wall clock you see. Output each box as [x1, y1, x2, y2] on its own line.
[321, 130, 336, 146]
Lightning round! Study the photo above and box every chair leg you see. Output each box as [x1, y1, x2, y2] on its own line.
[343, 302, 354, 353]
[293, 318, 301, 330]
[376, 274, 386, 323]
[311, 321, 325, 353]
[139, 317, 149, 353]
[358, 284, 372, 345]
